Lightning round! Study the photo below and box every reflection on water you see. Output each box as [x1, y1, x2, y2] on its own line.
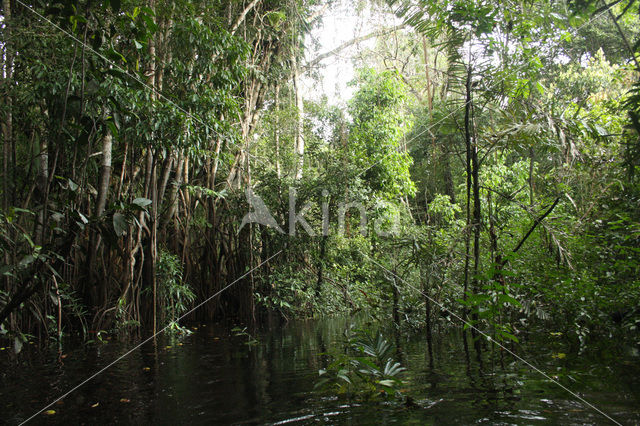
[1, 317, 639, 424]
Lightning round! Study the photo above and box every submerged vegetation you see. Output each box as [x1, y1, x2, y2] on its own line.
[1, 0, 640, 421]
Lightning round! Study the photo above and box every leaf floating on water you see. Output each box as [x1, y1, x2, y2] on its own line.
[91, 402, 99, 408]
[44, 410, 56, 415]
[550, 332, 562, 337]
[120, 398, 130, 403]
[552, 353, 566, 359]
[142, 367, 151, 371]
[165, 345, 172, 349]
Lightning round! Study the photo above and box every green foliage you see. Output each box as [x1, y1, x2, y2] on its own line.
[157, 249, 195, 333]
[348, 68, 416, 198]
[316, 326, 405, 399]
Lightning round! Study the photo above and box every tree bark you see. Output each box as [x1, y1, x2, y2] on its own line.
[274, 84, 282, 179]
[95, 128, 113, 218]
[230, 0, 261, 36]
[293, 54, 304, 180]
[162, 150, 184, 228]
[422, 37, 433, 114]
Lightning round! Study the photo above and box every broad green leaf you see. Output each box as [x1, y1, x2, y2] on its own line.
[132, 198, 152, 208]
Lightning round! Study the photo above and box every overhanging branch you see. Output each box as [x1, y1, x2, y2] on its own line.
[303, 25, 405, 71]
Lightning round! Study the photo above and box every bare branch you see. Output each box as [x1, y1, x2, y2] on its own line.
[303, 25, 405, 70]
[231, 0, 261, 36]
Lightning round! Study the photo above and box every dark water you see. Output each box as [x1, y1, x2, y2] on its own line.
[1, 317, 639, 425]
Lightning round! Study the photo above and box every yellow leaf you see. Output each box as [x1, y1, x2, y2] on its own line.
[44, 410, 56, 415]
[120, 398, 130, 403]
[552, 353, 566, 359]
[142, 367, 151, 371]
[91, 402, 99, 408]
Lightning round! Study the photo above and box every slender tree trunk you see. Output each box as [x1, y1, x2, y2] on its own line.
[36, 122, 49, 245]
[529, 146, 535, 206]
[2, 0, 13, 213]
[95, 128, 113, 218]
[424, 274, 434, 367]
[462, 67, 472, 320]
[316, 235, 327, 303]
[157, 152, 173, 206]
[470, 71, 482, 357]
[2, 0, 14, 331]
[88, 126, 113, 305]
[422, 37, 433, 114]
[274, 84, 282, 179]
[162, 150, 183, 228]
[293, 55, 304, 180]
[151, 161, 158, 335]
[391, 269, 400, 328]
[147, 0, 158, 335]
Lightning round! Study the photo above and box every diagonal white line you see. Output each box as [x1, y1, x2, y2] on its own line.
[351, 4, 611, 184]
[19, 250, 283, 425]
[363, 253, 622, 426]
[352, 100, 470, 180]
[10, 1, 621, 425]
[15, 0, 238, 149]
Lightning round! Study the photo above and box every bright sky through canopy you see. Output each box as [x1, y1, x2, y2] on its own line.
[304, 1, 396, 106]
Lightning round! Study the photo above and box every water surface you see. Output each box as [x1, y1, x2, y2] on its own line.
[1, 318, 639, 424]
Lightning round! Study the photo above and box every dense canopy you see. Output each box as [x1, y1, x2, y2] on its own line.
[1, 0, 640, 422]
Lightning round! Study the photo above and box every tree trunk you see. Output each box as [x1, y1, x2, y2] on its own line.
[293, 55, 304, 180]
[529, 146, 535, 206]
[95, 128, 113, 218]
[274, 84, 282, 179]
[36, 122, 49, 245]
[424, 274, 434, 367]
[2, 0, 13, 331]
[2, 0, 13, 212]
[422, 37, 433, 114]
[391, 271, 400, 328]
[147, 0, 158, 335]
[470, 70, 482, 356]
[162, 150, 184, 228]
[462, 67, 472, 320]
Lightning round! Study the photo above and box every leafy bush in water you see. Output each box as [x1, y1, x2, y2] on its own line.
[316, 326, 405, 400]
[157, 249, 195, 333]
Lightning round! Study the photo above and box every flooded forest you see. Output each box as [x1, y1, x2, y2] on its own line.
[1, 0, 639, 423]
